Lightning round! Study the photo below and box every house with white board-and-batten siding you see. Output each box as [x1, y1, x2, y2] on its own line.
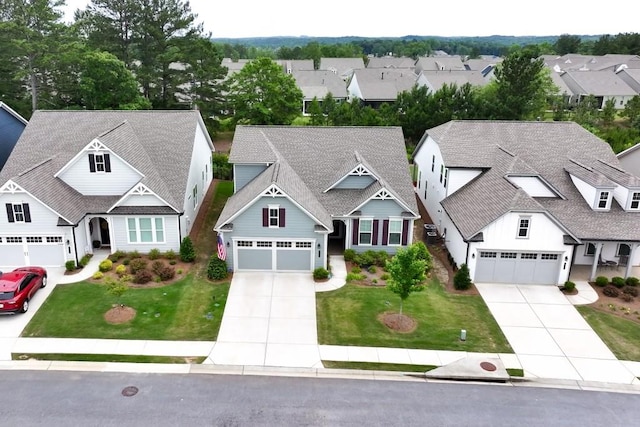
[0, 110, 214, 270]
[413, 120, 640, 286]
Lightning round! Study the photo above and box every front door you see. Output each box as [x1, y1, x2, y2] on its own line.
[99, 218, 111, 246]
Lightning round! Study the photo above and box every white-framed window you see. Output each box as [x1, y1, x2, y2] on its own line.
[359, 218, 373, 245]
[11, 204, 25, 222]
[596, 191, 610, 209]
[388, 219, 402, 245]
[617, 243, 631, 257]
[237, 240, 253, 247]
[95, 154, 106, 172]
[480, 251, 497, 258]
[521, 253, 538, 259]
[268, 205, 279, 228]
[517, 216, 530, 238]
[585, 242, 596, 256]
[541, 253, 559, 260]
[630, 192, 640, 210]
[127, 217, 165, 243]
[193, 185, 198, 209]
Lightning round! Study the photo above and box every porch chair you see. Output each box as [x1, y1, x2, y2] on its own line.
[598, 254, 617, 269]
[617, 255, 629, 270]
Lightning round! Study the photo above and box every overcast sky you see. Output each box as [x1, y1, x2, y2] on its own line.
[61, 0, 638, 39]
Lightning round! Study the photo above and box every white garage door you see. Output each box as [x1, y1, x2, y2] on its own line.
[234, 240, 314, 272]
[0, 235, 66, 268]
[475, 251, 561, 285]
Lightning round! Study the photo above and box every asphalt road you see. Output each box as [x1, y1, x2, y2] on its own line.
[4, 371, 639, 426]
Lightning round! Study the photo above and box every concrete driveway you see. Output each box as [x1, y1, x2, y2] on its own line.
[476, 283, 638, 384]
[0, 267, 66, 359]
[209, 272, 321, 368]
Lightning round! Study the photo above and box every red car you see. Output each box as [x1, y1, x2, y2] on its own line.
[0, 267, 48, 314]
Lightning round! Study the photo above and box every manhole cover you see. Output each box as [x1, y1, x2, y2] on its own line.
[480, 361, 497, 372]
[121, 386, 139, 397]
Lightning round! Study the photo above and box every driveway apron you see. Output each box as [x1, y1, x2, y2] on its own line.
[210, 272, 321, 368]
[476, 283, 637, 384]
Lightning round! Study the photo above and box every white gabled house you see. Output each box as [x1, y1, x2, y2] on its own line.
[0, 110, 214, 269]
[413, 120, 640, 285]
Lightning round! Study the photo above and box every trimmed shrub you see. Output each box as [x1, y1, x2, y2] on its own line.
[134, 269, 153, 284]
[148, 248, 161, 260]
[594, 276, 609, 287]
[351, 266, 361, 274]
[368, 266, 377, 274]
[453, 263, 472, 290]
[151, 260, 165, 276]
[65, 260, 76, 271]
[115, 265, 127, 276]
[602, 286, 620, 298]
[122, 258, 131, 266]
[374, 251, 389, 267]
[157, 265, 175, 281]
[343, 249, 356, 262]
[623, 286, 639, 297]
[164, 249, 177, 260]
[120, 274, 133, 283]
[98, 259, 113, 272]
[625, 277, 639, 287]
[92, 271, 104, 280]
[611, 276, 625, 288]
[176, 269, 183, 275]
[563, 281, 576, 292]
[79, 254, 92, 267]
[354, 250, 376, 267]
[380, 273, 390, 281]
[128, 250, 141, 259]
[169, 260, 177, 265]
[313, 267, 329, 280]
[108, 250, 127, 262]
[129, 258, 148, 274]
[207, 256, 228, 280]
[621, 293, 634, 302]
[180, 236, 196, 262]
[346, 272, 365, 282]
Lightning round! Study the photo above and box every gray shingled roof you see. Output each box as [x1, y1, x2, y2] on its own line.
[292, 70, 348, 100]
[415, 57, 465, 73]
[420, 70, 489, 92]
[216, 126, 418, 230]
[319, 58, 365, 76]
[560, 70, 637, 96]
[0, 110, 207, 224]
[422, 121, 640, 241]
[366, 56, 416, 69]
[350, 69, 419, 101]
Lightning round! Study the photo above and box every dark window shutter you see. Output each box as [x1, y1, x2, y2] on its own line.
[401, 220, 409, 245]
[279, 208, 285, 227]
[6, 203, 14, 223]
[352, 219, 359, 246]
[372, 220, 379, 246]
[23, 203, 31, 223]
[104, 153, 111, 172]
[262, 208, 268, 227]
[88, 154, 96, 172]
[382, 220, 389, 246]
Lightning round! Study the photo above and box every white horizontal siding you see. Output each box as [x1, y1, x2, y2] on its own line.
[181, 125, 214, 236]
[59, 151, 141, 196]
[0, 192, 61, 234]
[111, 215, 180, 253]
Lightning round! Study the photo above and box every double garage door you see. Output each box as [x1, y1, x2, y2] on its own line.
[235, 239, 314, 272]
[475, 250, 561, 285]
[0, 235, 66, 268]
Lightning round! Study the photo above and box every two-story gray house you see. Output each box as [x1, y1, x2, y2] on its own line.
[214, 126, 419, 272]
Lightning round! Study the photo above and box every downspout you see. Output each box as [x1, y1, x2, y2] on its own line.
[465, 241, 470, 266]
[72, 225, 79, 266]
[178, 212, 184, 243]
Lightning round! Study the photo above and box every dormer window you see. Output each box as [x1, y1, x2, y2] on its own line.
[596, 191, 610, 210]
[89, 153, 111, 173]
[631, 192, 640, 210]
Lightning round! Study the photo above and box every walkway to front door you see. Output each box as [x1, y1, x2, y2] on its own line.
[209, 272, 321, 368]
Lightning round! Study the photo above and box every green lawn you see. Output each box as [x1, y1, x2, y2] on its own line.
[323, 361, 436, 373]
[316, 279, 512, 353]
[21, 275, 229, 340]
[576, 306, 640, 361]
[13, 354, 206, 364]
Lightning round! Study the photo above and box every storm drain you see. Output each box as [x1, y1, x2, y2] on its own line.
[121, 386, 139, 397]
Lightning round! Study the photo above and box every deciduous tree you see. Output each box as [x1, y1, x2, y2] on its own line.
[386, 244, 427, 316]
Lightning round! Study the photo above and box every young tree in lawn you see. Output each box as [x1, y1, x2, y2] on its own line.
[386, 244, 427, 316]
[227, 57, 303, 125]
[308, 97, 324, 125]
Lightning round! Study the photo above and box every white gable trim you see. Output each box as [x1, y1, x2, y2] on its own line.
[54, 137, 145, 178]
[347, 187, 419, 217]
[107, 183, 179, 213]
[0, 179, 73, 224]
[324, 163, 379, 193]
[0, 102, 28, 125]
[215, 183, 330, 232]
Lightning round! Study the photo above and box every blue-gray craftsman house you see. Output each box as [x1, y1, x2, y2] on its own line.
[214, 126, 419, 272]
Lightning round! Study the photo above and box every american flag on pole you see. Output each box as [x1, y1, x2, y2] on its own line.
[217, 234, 227, 261]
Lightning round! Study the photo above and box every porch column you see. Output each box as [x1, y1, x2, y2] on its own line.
[625, 243, 639, 279]
[590, 242, 604, 281]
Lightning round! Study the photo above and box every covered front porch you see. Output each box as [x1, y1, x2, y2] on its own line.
[578, 241, 640, 281]
[570, 264, 640, 282]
